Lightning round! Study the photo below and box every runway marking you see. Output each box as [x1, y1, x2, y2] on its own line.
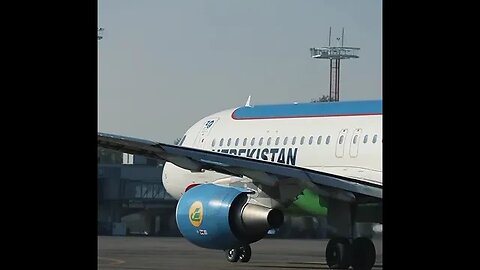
[286, 261, 326, 264]
[254, 263, 382, 270]
[253, 264, 330, 269]
[256, 261, 382, 269]
[98, 256, 125, 266]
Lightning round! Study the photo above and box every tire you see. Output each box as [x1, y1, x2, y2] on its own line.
[326, 237, 351, 269]
[239, 245, 252, 262]
[225, 248, 240, 263]
[351, 237, 376, 270]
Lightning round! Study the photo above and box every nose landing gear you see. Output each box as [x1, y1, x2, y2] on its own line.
[225, 244, 252, 263]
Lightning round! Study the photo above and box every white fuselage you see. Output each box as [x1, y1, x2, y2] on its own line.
[162, 104, 382, 200]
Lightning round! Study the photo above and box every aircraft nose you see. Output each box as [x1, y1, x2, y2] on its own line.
[162, 162, 182, 200]
[162, 162, 172, 195]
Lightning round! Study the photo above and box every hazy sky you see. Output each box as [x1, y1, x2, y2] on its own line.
[98, 0, 382, 143]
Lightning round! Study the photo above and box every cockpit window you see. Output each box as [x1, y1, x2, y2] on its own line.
[178, 135, 187, 146]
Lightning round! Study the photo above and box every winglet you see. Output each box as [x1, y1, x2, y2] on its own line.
[245, 95, 252, 107]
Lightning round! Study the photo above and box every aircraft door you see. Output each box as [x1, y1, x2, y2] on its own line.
[194, 118, 219, 148]
[349, 128, 362, 158]
[335, 129, 348, 158]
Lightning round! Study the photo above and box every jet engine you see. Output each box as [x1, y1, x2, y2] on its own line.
[176, 183, 283, 250]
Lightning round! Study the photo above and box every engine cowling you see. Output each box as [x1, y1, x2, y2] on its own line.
[176, 183, 283, 250]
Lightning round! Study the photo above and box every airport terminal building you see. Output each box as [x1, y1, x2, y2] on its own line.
[98, 148, 179, 236]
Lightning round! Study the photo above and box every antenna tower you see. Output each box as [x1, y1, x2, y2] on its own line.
[309, 27, 359, 101]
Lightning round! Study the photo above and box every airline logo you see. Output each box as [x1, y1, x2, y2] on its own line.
[189, 201, 203, 227]
[213, 147, 298, 165]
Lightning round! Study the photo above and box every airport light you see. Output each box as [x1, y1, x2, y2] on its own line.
[310, 27, 360, 102]
[98, 28, 104, 40]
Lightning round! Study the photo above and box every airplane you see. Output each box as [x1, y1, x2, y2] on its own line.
[98, 99, 382, 270]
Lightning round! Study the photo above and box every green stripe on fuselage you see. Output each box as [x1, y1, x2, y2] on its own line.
[286, 188, 328, 216]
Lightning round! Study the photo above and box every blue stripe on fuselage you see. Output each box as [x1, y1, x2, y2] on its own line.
[232, 100, 382, 120]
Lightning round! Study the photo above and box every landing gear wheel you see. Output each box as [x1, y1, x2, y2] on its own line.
[225, 248, 240, 263]
[239, 245, 252, 262]
[326, 237, 351, 269]
[351, 237, 376, 270]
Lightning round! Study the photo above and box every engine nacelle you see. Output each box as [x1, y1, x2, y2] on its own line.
[176, 183, 283, 250]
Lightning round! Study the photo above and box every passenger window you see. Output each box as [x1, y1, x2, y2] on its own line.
[227, 138, 231, 146]
[235, 138, 239, 146]
[339, 135, 344, 144]
[326, 136, 331, 145]
[243, 138, 247, 146]
[353, 135, 358, 144]
[251, 137, 256, 146]
[267, 137, 272, 146]
[283, 137, 288, 145]
[220, 138, 224, 147]
[309, 136, 313, 145]
[292, 137, 296, 145]
[373, 135, 378, 144]
[211, 139, 216, 147]
[317, 136, 322, 145]
[275, 137, 280, 145]
[259, 137, 264, 146]
[363, 135, 368, 144]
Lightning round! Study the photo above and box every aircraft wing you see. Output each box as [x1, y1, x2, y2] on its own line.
[98, 133, 382, 201]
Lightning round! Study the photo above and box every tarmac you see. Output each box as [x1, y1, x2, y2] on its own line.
[98, 236, 382, 270]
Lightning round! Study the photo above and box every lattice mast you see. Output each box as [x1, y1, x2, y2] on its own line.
[310, 27, 359, 101]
